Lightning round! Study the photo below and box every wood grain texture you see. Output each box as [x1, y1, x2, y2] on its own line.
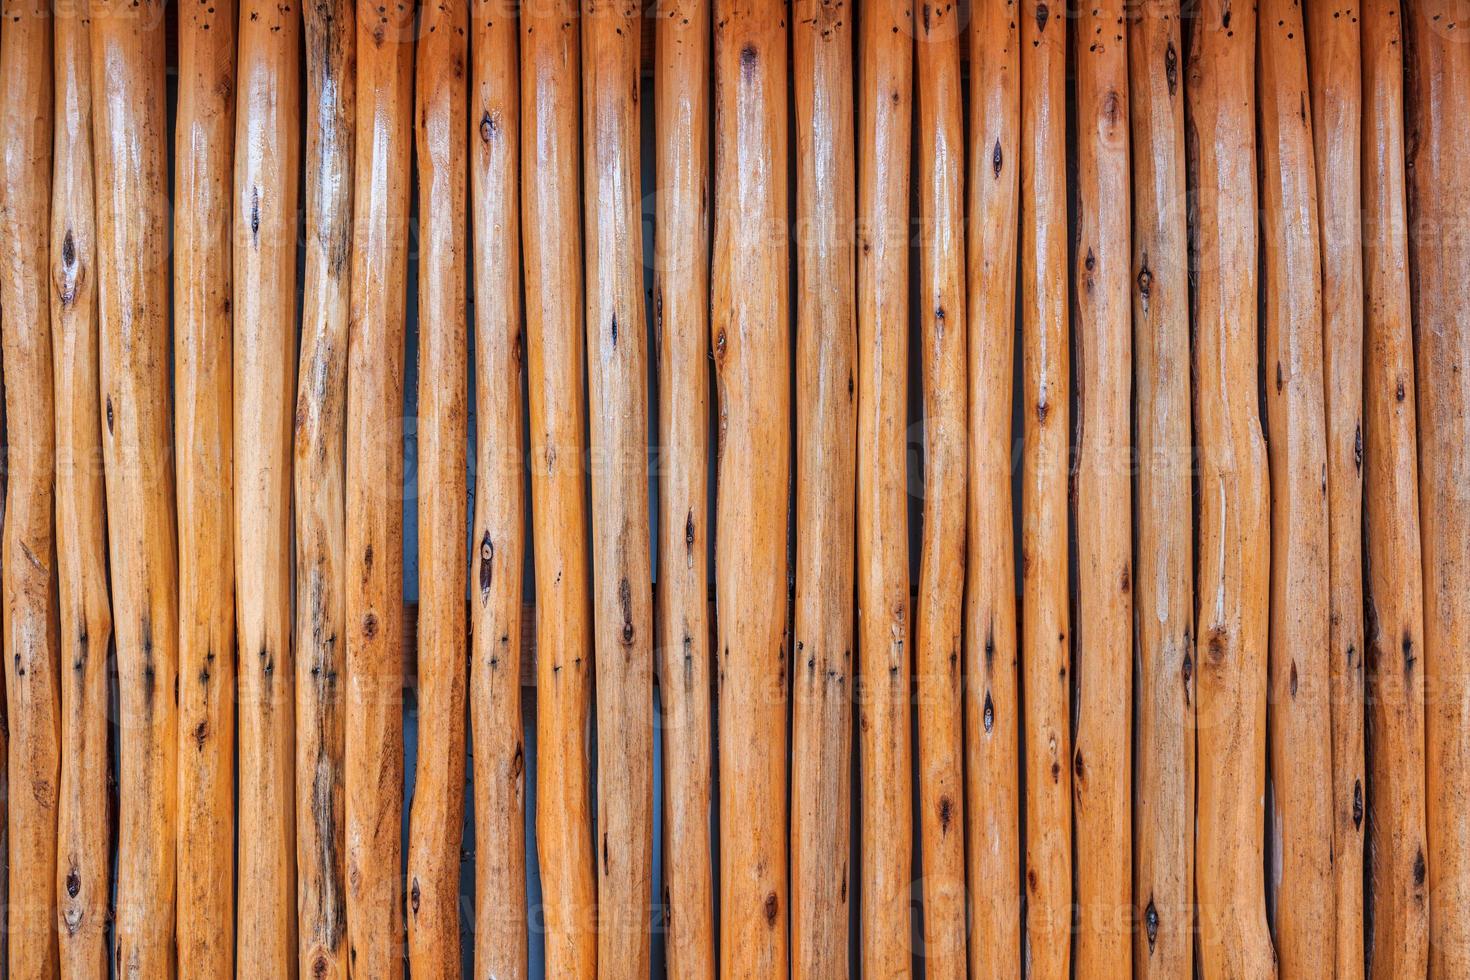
[175, 0, 237, 971]
[1361, 2, 1429, 974]
[1406, 5, 1470, 977]
[406, 0, 469, 974]
[1125, 2, 1193, 975]
[51, 4, 112, 974]
[712, 1, 790, 975]
[1072, 2, 1131, 975]
[234, 0, 301, 970]
[0, 1, 58, 973]
[344, 0, 414, 973]
[964, 4, 1021, 975]
[295, 0, 354, 974]
[653, 1, 715, 976]
[1185, 1, 1274, 975]
[914, 3, 965, 975]
[522, 3, 597, 974]
[89, 1, 178, 972]
[1305, 4, 1366, 976]
[790, 1, 853, 976]
[1018, 1, 1069, 973]
[470, 1, 528, 977]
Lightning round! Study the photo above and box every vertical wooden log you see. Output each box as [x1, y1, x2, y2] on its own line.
[712, 0, 790, 975]
[405, 0, 469, 974]
[234, 0, 301, 970]
[1072, 2, 1130, 974]
[914, 3, 965, 975]
[856, 0, 912, 972]
[1305, 3, 1365, 975]
[653, 1, 714, 976]
[175, 0, 237, 970]
[1406, 6, 1470, 976]
[1258, 0, 1335, 964]
[0, 0, 57, 973]
[470, 3, 527, 978]
[521, 2, 596, 974]
[790, 1, 853, 976]
[964, 4, 1021, 975]
[52, 3, 111, 974]
[1186, 2, 1274, 976]
[295, 0, 354, 975]
[1361, 2, 1429, 974]
[345, 0, 413, 973]
[90, 0, 177, 972]
[1018, 1, 1069, 973]
[583, 3, 654, 974]
[1126, 1, 1193, 975]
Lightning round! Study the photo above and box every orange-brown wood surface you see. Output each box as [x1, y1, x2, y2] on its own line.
[790, 1, 854, 976]
[712, 1, 790, 975]
[470, 1, 528, 977]
[653, 2, 715, 977]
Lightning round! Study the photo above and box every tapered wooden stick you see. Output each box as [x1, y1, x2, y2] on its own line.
[345, 0, 413, 973]
[1186, 2, 1274, 976]
[1257, 0, 1334, 965]
[583, 1, 654, 974]
[89, 0, 177, 972]
[521, 2, 597, 974]
[790, 1, 853, 976]
[653, 1, 714, 976]
[175, 0, 237, 971]
[1126, 2, 1193, 975]
[470, 3, 527, 977]
[712, 0, 790, 974]
[0, 1, 58, 973]
[234, 0, 301, 970]
[856, 1, 912, 972]
[1361, 3, 1429, 974]
[1018, 1, 1069, 973]
[914, 4, 965, 975]
[51, 3, 111, 974]
[1406, 6, 1470, 977]
[1072, 2, 1131, 974]
[964, 4, 1021, 975]
[406, 0, 469, 975]
[1305, 3, 1365, 975]
[295, 0, 353, 975]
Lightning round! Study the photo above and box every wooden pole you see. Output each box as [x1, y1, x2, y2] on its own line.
[1406, 6, 1470, 976]
[295, 0, 354, 974]
[790, 0, 853, 976]
[1018, 1, 1069, 973]
[1186, 1, 1274, 975]
[470, 3, 527, 977]
[405, 0, 469, 974]
[345, 0, 413, 972]
[1126, 1, 1193, 975]
[52, 2, 111, 973]
[522, 2, 597, 974]
[584, 3, 655, 974]
[175, 0, 237, 970]
[1072, 1, 1131, 973]
[914, 4, 965, 975]
[90, 0, 177, 972]
[1257, 0, 1334, 966]
[1361, 2, 1429, 973]
[234, 0, 301, 970]
[964, 4, 1021, 975]
[653, 1, 714, 976]
[712, 0, 790, 974]
[0, 0, 58, 972]
[1305, 2, 1365, 975]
